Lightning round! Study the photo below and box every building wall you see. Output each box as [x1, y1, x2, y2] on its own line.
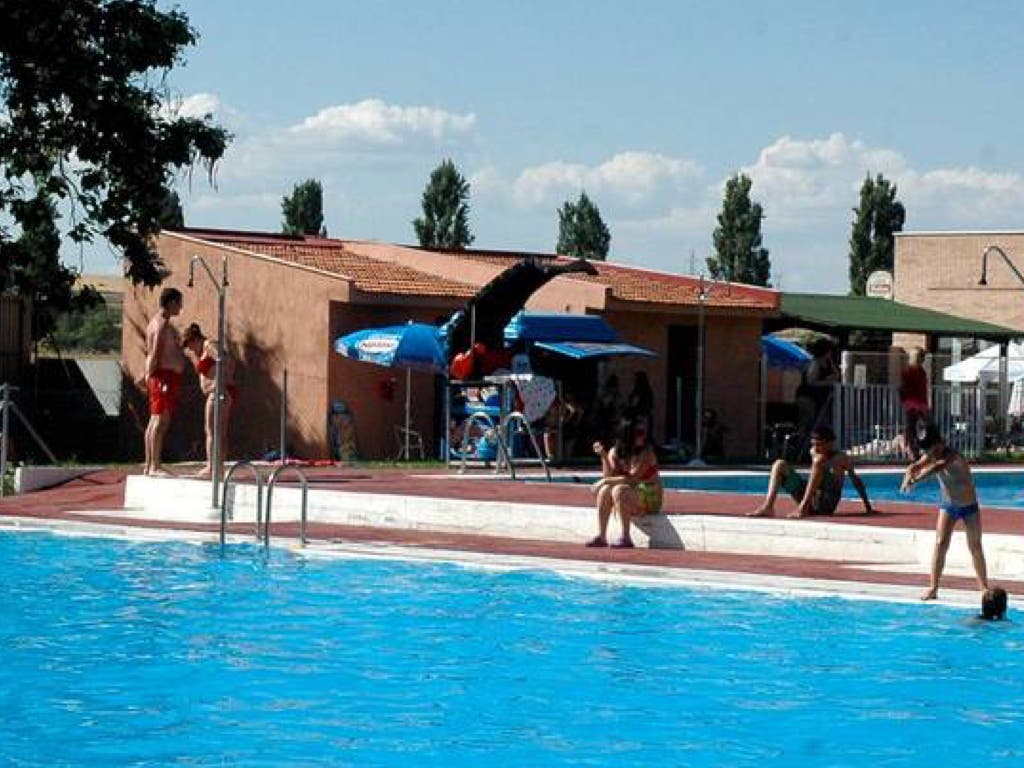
[122, 235, 347, 462]
[894, 233, 1024, 332]
[328, 303, 454, 461]
[588, 309, 763, 458]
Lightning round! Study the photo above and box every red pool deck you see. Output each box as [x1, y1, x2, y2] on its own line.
[2, 466, 1022, 597]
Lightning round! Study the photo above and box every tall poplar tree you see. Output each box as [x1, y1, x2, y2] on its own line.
[281, 179, 325, 236]
[848, 173, 906, 295]
[556, 191, 611, 260]
[412, 159, 474, 249]
[708, 173, 771, 286]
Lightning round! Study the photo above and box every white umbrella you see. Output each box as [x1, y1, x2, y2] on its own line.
[942, 341, 1024, 384]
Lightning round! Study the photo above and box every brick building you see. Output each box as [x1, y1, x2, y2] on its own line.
[121, 228, 779, 462]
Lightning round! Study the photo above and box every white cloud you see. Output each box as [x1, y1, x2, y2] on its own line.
[511, 151, 703, 207]
[739, 132, 1024, 231]
[288, 99, 476, 145]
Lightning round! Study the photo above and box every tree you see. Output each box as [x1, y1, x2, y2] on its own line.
[412, 159, 474, 249]
[848, 173, 906, 295]
[556, 191, 611, 260]
[157, 189, 185, 230]
[0, 0, 230, 292]
[708, 174, 771, 286]
[282, 178, 325, 236]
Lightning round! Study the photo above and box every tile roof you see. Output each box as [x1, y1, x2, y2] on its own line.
[174, 229, 778, 310]
[214, 237, 478, 299]
[449, 249, 778, 310]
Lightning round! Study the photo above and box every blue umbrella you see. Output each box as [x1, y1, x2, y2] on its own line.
[762, 335, 812, 370]
[334, 323, 447, 459]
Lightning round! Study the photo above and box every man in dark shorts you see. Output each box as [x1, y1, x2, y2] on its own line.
[748, 425, 874, 518]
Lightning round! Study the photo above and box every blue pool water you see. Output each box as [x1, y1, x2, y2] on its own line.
[2, 530, 1023, 767]
[565, 469, 1024, 510]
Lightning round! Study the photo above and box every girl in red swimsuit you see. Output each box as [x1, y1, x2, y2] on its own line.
[182, 323, 236, 479]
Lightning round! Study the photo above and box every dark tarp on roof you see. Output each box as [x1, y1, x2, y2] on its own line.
[768, 293, 1020, 341]
[444, 258, 598, 357]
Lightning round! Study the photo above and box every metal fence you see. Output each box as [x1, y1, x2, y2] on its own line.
[832, 381, 988, 460]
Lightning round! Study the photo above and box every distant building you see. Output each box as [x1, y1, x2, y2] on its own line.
[121, 228, 779, 462]
[894, 231, 1024, 349]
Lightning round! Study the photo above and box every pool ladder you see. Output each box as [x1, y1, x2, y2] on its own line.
[456, 410, 551, 481]
[219, 462, 309, 549]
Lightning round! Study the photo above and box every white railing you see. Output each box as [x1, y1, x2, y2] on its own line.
[832, 382, 987, 460]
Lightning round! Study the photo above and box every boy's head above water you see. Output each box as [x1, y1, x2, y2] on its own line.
[981, 588, 1008, 620]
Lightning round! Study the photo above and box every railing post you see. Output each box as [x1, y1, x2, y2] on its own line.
[832, 382, 843, 449]
[0, 383, 10, 497]
[279, 369, 288, 464]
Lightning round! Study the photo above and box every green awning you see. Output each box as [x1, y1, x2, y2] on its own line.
[770, 293, 1019, 340]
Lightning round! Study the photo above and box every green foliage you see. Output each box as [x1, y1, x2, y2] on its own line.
[0, 0, 230, 290]
[848, 173, 906, 295]
[556, 191, 610, 261]
[412, 159, 474, 249]
[158, 189, 185, 230]
[281, 178, 325, 236]
[3, 192, 101, 340]
[709, 174, 771, 286]
[49, 303, 120, 353]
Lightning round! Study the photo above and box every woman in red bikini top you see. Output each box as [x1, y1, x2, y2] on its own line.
[182, 323, 236, 478]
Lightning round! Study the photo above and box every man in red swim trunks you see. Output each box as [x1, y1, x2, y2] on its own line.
[141, 287, 185, 476]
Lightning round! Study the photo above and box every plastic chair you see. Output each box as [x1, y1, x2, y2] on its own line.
[394, 425, 425, 460]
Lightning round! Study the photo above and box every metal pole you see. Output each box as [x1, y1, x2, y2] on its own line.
[404, 367, 411, 460]
[0, 384, 10, 497]
[280, 369, 288, 463]
[211, 257, 227, 510]
[688, 284, 707, 467]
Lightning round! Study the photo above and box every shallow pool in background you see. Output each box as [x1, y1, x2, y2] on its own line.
[2, 530, 1023, 767]
[560, 469, 1024, 510]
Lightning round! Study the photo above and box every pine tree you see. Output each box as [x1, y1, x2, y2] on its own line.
[555, 191, 611, 260]
[412, 159, 474, 249]
[282, 179, 325, 236]
[848, 173, 906, 295]
[708, 173, 771, 286]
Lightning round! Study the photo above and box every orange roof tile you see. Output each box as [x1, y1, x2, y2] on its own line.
[215, 239, 478, 299]
[174, 229, 777, 310]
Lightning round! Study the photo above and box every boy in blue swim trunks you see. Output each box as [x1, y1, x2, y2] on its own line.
[901, 424, 990, 601]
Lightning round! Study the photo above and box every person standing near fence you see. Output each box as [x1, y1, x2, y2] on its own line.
[900, 347, 930, 460]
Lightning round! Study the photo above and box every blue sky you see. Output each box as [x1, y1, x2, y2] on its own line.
[80, 1, 1024, 292]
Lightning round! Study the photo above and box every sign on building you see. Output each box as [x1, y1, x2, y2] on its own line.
[866, 270, 894, 299]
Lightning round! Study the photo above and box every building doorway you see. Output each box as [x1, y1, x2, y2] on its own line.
[666, 324, 698, 450]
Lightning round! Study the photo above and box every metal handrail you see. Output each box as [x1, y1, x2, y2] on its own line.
[219, 461, 264, 547]
[265, 465, 310, 549]
[457, 411, 516, 479]
[502, 410, 551, 481]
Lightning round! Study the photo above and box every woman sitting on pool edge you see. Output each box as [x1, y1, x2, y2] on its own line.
[587, 419, 663, 549]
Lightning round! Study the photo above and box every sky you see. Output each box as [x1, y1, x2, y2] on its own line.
[77, 0, 1024, 292]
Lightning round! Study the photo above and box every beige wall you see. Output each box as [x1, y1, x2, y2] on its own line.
[894, 233, 1024, 332]
[328, 303, 454, 461]
[123, 235, 347, 461]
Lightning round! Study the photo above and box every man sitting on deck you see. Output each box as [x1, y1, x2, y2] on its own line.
[748, 426, 874, 518]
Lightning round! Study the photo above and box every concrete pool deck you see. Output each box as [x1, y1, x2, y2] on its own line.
[1, 465, 1022, 606]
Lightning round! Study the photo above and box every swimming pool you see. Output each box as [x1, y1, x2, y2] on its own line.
[560, 469, 1024, 510]
[1, 530, 1022, 766]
